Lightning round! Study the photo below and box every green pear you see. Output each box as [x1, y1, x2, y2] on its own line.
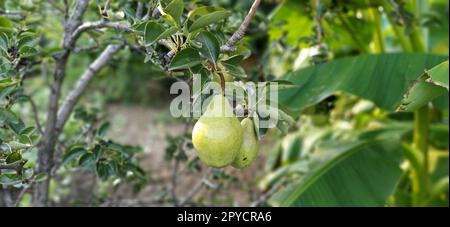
[232, 118, 259, 169]
[192, 95, 243, 168]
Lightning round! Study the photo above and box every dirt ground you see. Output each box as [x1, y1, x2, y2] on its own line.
[106, 104, 271, 206]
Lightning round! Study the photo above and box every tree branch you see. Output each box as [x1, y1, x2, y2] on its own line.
[56, 44, 123, 131]
[0, 161, 26, 173]
[13, 184, 31, 207]
[0, 10, 25, 20]
[28, 97, 44, 135]
[34, 0, 90, 207]
[68, 21, 133, 48]
[63, 0, 90, 49]
[136, 1, 144, 19]
[102, 0, 111, 16]
[220, 0, 261, 53]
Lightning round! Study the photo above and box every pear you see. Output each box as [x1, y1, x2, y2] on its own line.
[192, 95, 243, 168]
[232, 118, 259, 169]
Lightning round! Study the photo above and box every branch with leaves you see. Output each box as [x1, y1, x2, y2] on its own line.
[0, 161, 26, 173]
[220, 0, 262, 53]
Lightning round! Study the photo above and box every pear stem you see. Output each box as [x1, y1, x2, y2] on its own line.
[217, 71, 226, 94]
[206, 60, 226, 94]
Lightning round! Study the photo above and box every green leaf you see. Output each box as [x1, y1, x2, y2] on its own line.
[165, 0, 184, 23]
[0, 33, 9, 53]
[144, 22, 177, 45]
[196, 31, 220, 62]
[278, 108, 296, 125]
[168, 48, 202, 71]
[221, 55, 244, 65]
[22, 168, 34, 180]
[97, 122, 111, 137]
[219, 62, 246, 78]
[96, 162, 113, 180]
[268, 1, 313, 47]
[0, 108, 18, 124]
[428, 61, 449, 89]
[158, 27, 178, 42]
[7, 118, 26, 135]
[0, 16, 12, 28]
[219, 55, 247, 78]
[264, 141, 282, 172]
[188, 10, 231, 32]
[187, 6, 225, 22]
[33, 172, 48, 182]
[20, 126, 36, 135]
[93, 145, 104, 161]
[8, 141, 30, 151]
[0, 174, 21, 185]
[144, 22, 164, 45]
[281, 133, 302, 165]
[18, 134, 32, 145]
[0, 77, 19, 90]
[259, 161, 308, 191]
[121, 6, 136, 22]
[132, 21, 147, 34]
[6, 152, 22, 163]
[398, 60, 449, 111]
[62, 146, 87, 166]
[269, 140, 403, 207]
[19, 46, 38, 58]
[17, 35, 36, 50]
[279, 53, 448, 117]
[79, 153, 96, 168]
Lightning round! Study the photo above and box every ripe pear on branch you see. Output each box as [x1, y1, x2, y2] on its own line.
[192, 95, 243, 168]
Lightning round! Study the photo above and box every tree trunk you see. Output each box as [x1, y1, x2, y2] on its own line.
[32, 0, 90, 207]
[33, 52, 69, 207]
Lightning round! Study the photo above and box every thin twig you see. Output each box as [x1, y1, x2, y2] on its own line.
[102, 0, 111, 16]
[13, 184, 31, 207]
[68, 21, 133, 48]
[28, 97, 44, 135]
[221, 0, 262, 53]
[179, 167, 213, 206]
[0, 161, 26, 172]
[136, 1, 144, 19]
[142, 1, 157, 21]
[0, 10, 25, 20]
[73, 44, 101, 53]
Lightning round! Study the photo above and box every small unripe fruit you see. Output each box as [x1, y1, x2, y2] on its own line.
[232, 118, 259, 169]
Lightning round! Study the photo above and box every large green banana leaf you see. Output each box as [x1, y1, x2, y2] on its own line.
[279, 53, 448, 116]
[269, 140, 404, 207]
[398, 61, 449, 111]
